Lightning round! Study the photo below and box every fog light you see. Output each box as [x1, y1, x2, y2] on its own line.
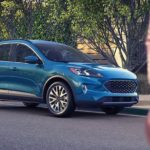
[82, 84, 87, 94]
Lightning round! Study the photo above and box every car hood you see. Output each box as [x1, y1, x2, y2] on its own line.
[67, 62, 137, 79]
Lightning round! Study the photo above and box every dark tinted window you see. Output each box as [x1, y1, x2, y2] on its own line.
[34, 42, 93, 63]
[12, 44, 36, 63]
[0, 44, 10, 61]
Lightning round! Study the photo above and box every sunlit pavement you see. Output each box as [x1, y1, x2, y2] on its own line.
[0, 101, 149, 150]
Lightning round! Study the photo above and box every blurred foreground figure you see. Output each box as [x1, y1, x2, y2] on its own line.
[146, 18, 150, 143]
[146, 18, 150, 84]
[146, 112, 150, 143]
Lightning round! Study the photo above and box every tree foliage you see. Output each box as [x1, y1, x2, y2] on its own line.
[0, 0, 150, 71]
[73, 0, 150, 71]
[0, 0, 77, 46]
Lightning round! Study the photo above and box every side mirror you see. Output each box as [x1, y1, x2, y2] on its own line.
[24, 55, 42, 64]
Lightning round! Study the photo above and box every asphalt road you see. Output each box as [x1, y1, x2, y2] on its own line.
[0, 101, 149, 150]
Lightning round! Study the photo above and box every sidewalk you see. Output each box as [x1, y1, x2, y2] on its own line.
[135, 95, 150, 109]
[122, 95, 150, 116]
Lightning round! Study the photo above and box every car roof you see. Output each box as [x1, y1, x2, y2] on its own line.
[0, 39, 32, 45]
[30, 40, 69, 47]
[0, 39, 67, 47]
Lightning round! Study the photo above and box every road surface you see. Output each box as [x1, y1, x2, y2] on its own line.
[0, 101, 149, 150]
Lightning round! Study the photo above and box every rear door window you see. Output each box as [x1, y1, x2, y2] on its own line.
[0, 44, 11, 61]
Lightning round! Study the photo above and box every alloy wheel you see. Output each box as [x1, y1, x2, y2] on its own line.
[48, 85, 69, 114]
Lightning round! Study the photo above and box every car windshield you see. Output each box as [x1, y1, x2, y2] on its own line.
[34, 42, 93, 63]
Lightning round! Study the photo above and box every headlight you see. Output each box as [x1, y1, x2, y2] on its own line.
[69, 67, 103, 78]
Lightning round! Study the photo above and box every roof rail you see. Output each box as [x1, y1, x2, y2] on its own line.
[0, 39, 32, 43]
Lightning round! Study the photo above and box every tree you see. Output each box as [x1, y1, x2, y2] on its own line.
[0, 0, 77, 46]
[73, 0, 150, 71]
[0, 0, 150, 71]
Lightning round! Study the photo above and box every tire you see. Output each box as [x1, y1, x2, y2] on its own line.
[101, 107, 123, 115]
[23, 102, 39, 108]
[46, 81, 75, 117]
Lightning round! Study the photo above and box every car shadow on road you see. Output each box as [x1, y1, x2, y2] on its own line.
[0, 104, 49, 116]
[0, 102, 139, 119]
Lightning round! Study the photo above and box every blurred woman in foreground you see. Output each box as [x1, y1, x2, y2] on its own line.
[146, 18, 150, 143]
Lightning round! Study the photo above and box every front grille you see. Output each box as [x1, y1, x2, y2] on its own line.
[104, 80, 137, 93]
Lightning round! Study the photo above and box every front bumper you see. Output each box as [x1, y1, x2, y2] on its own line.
[74, 83, 139, 108]
[70, 74, 138, 108]
[99, 96, 138, 106]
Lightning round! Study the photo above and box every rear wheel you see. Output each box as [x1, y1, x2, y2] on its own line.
[23, 102, 39, 108]
[46, 81, 75, 117]
[101, 107, 123, 115]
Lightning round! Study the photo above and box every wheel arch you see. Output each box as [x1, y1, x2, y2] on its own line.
[42, 76, 75, 105]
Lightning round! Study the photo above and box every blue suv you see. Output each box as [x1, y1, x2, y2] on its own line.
[0, 40, 138, 117]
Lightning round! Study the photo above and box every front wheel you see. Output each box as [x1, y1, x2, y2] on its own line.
[46, 81, 75, 117]
[101, 107, 123, 115]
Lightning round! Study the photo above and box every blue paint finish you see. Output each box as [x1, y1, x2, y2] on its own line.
[0, 61, 10, 90]
[0, 40, 138, 108]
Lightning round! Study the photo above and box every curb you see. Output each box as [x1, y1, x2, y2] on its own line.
[122, 107, 149, 116]
[78, 107, 149, 116]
